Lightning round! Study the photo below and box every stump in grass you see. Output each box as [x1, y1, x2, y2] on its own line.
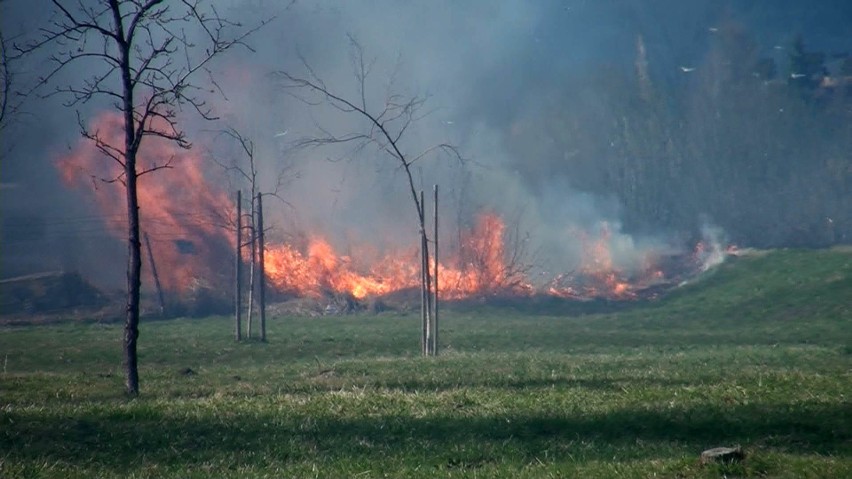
[700, 446, 745, 465]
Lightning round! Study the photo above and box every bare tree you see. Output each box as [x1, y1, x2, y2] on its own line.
[212, 127, 293, 340]
[274, 36, 463, 355]
[0, 32, 12, 133]
[14, 0, 266, 396]
[0, 30, 23, 148]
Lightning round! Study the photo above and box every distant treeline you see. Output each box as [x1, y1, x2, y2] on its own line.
[507, 25, 851, 248]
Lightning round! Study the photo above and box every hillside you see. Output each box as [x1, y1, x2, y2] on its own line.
[0, 248, 849, 478]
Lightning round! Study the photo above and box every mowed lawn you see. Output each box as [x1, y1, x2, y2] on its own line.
[1, 249, 850, 478]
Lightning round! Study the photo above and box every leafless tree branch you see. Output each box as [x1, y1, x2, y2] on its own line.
[274, 38, 466, 228]
[137, 156, 174, 177]
[12, 0, 267, 397]
[0, 30, 22, 138]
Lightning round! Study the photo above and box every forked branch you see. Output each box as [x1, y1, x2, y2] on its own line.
[273, 38, 464, 225]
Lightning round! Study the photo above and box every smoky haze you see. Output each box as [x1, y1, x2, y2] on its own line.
[1, 0, 850, 291]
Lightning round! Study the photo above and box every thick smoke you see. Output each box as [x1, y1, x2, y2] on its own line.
[1, 0, 849, 289]
[199, 0, 681, 278]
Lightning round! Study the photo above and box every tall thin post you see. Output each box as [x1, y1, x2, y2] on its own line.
[246, 198, 256, 339]
[143, 231, 165, 316]
[420, 190, 428, 356]
[246, 221, 254, 339]
[422, 190, 434, 356]
[432, 184, 439, 356]
[234, 190, 242, 341]
[257, 193, 267, 342]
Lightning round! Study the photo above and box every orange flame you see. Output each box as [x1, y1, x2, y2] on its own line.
[264, 238, 418, 299]
[58, 111, 709, 303]
[262, 213, 529, 300]
[546, 223, 666, 300]
[57, 112, 234, 293]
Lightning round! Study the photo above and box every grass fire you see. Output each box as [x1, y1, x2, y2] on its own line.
[1, 1, 849, 478]
[54, 113, 729, 310]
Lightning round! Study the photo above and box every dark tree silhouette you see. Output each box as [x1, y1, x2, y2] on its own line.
[0, 30, 21, 144]
[274, 36, 463, 355]
[15, 0, 267, 396]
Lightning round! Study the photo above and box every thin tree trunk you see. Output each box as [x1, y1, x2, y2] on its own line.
[143, 231, 165, 317]
[234, 190, 242, 341]
[433, 184, 439, 356]
[420, 190, 427, 355]
[420, 190, 433, 356]
[257, 193, 267, 342]
[117, 17, 141, 396]
[124, 165, 141, 396]
[424, 242, 433, 355]
[246, 192, 256, 338]
[420, 227, 427, 356]
[246, 227, 255, 339]
[124, 170, 141, 396]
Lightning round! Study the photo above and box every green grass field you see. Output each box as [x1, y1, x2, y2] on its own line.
[1, 249, 850, 478]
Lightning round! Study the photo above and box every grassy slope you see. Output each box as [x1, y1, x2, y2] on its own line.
[0, 248, 850, 478]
